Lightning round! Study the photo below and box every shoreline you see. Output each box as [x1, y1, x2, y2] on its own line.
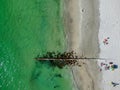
[63, 0, 101, 90]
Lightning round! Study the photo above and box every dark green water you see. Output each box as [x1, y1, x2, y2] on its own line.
[0, 0, 73, 90]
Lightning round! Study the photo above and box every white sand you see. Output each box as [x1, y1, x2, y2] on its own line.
[64, 0, 101, 90]
[98, 0, 120, 90]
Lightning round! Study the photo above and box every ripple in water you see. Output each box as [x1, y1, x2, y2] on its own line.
[0, 42, 28, 90]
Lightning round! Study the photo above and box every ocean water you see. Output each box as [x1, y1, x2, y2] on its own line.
[0, 0, 73, 90]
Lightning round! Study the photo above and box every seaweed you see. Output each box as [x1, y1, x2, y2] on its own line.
[35, 51, 79, 69]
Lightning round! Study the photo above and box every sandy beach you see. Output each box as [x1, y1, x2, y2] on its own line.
[64, 0, 101, 90]
[98, 0, 120, 90]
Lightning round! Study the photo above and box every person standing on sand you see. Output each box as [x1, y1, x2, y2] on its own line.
[111, 82, 119, 87]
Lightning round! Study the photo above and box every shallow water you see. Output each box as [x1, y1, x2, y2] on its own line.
[0, 0, 73, 90]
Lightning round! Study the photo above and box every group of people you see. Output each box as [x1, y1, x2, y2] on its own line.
[102, 37, 120, 87]
[99, 62, 119, 87]
[100, 62, 118, 71]
[103, 37, 110, 45]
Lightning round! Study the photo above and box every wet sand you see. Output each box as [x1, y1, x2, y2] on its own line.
[63, 0, 101, 90]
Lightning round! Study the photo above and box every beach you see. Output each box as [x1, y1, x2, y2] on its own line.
[1, 0, 120, 90]
[98, 0, 120, 90]
[64, 0, 101, 90]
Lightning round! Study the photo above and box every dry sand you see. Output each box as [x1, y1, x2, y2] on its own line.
[63, 0, 101, 90]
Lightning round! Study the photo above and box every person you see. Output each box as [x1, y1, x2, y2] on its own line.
[109, 62, 113, 64]
[101, 62, 106, 66]
[111, 82, 119, 87]
[106, 42, 108, 45]
[103, 38, 109, 45]
[107, 37, 110, 39]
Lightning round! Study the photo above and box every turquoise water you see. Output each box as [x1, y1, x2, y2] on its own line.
[0, 0, 73, 90]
